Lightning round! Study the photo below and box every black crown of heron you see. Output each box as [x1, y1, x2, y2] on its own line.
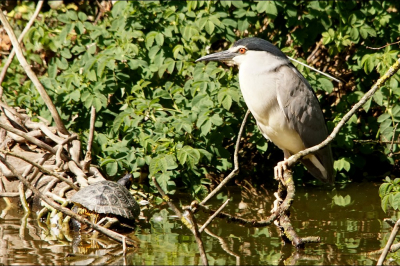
[196, 37, 334, 184]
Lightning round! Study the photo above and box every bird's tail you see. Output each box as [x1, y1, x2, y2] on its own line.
[300, 145, 335, 184]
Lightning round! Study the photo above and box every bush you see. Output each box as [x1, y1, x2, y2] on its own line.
[2, 1, 400, 197]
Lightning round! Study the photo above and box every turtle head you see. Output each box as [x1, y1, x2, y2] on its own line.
[117, 173, 133, 189]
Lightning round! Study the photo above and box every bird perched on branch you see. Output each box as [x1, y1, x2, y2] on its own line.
[196, 37, 334, 183]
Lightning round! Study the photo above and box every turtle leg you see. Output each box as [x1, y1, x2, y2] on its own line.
[92, 217, 119, 238]
[97, 217, 119, 229]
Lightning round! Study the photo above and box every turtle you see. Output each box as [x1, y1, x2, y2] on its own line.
[70, 173, 140, 231]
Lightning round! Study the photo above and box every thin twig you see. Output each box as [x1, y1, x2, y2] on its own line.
[366, 40, 400, 50]
[0, 0, 44, 91]
[204, 228, 241, 265]
[0, 118, 70, 160]
[183, 207, 208, 265]
[151, 177, 182, 218]
[0, 192, 19, 197]
[87, 106, 96, 157]
[288, 56, 342, 83]
[287, 58, 400, 169]
[94, 0, 106, 25]
[152, 176, 208, 265]
[354, 140, 400, 144]
[199, 199, 230, 233]
[83, 106, 96, 172]
[307, 39, 322, 64]
[197, 203, 277, 227]
[18, 182, 30, 213]
[201, 110, 250, 205]
[377, 219, 400, 265]
[388, 123, 399, 157]
[0, 9, 69, 135]
[369, 243, 400, 255]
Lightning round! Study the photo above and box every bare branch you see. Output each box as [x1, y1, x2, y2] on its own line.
[152, 177, 208, 265]
[83, 106, 96, 172]
[0, 122, 71, 161]
[0, 0, 44, 91]
[0, 8, 69, 135]
[201, 110, 250, 205]
[366, 40, 400, 50]
[199, 198, 230, 233]
[18, 182, 30, 213]
[0, 149, 79, 190]
[183, 207, 208, 265]
[377, 219, 400, 265]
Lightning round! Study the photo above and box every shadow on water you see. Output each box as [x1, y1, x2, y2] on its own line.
[0, 181, 397, 265]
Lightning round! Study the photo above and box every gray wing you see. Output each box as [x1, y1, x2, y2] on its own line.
[276, 64, 334, 183]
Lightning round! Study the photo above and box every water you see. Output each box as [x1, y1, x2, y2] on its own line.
[0, 181, 397, 265]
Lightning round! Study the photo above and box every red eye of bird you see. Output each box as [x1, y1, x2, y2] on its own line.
[238, 48, 247, 54]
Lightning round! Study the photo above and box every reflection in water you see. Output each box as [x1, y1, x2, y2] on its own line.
[0, 182, 397, 265]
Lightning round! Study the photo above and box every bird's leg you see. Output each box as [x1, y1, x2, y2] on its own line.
[274, 158, 289, 180]
[272, 152, 291, 213]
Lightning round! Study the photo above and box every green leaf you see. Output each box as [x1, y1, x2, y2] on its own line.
[112, 1, 127, 18]
[334, 157, 351, 172]
[265, 1, 278, 16]
[146, 31, 158, 48]
[381, 195, 389, 212]
[205, 21, 215, 35]
[149, 154, 178, 176]
[155, 32, 164, 46]
[78, 11, 87, 21]
[362, 98, 372, 113]
[105, 160, 118, 176]
[177, 146, 201, 168]
[318, 78, 333, 93]
[200, 119, 212, 136]
[256, 1, 268, 13]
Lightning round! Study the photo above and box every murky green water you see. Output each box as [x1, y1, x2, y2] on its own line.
[0, 182, 397, 265]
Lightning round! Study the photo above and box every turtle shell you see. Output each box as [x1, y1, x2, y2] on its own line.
[71, 180, 140, 220]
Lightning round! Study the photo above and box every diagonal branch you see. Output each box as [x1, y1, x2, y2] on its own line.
[201, 109, 250, 205]
[0, 8, 69, 135]
[377, 219, 400, 265]
[0, 0, 44, 90]
[287, 58, 400, 168]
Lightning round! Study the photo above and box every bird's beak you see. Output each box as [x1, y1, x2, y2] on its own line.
[196, 50, 236, 63]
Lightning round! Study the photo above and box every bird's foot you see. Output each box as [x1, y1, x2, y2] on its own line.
[270, 192, 283, 213]
[274, 159, 289, 180]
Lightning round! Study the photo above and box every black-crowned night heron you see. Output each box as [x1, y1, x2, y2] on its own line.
[196, 37, 334, 184]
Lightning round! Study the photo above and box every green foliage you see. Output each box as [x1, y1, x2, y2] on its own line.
[379, 177, 400, 212]
[2, 1, 400, 196]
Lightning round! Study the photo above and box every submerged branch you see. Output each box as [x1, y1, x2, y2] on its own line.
[152, 176, 208, 265]
[377, 219, 400, 265]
